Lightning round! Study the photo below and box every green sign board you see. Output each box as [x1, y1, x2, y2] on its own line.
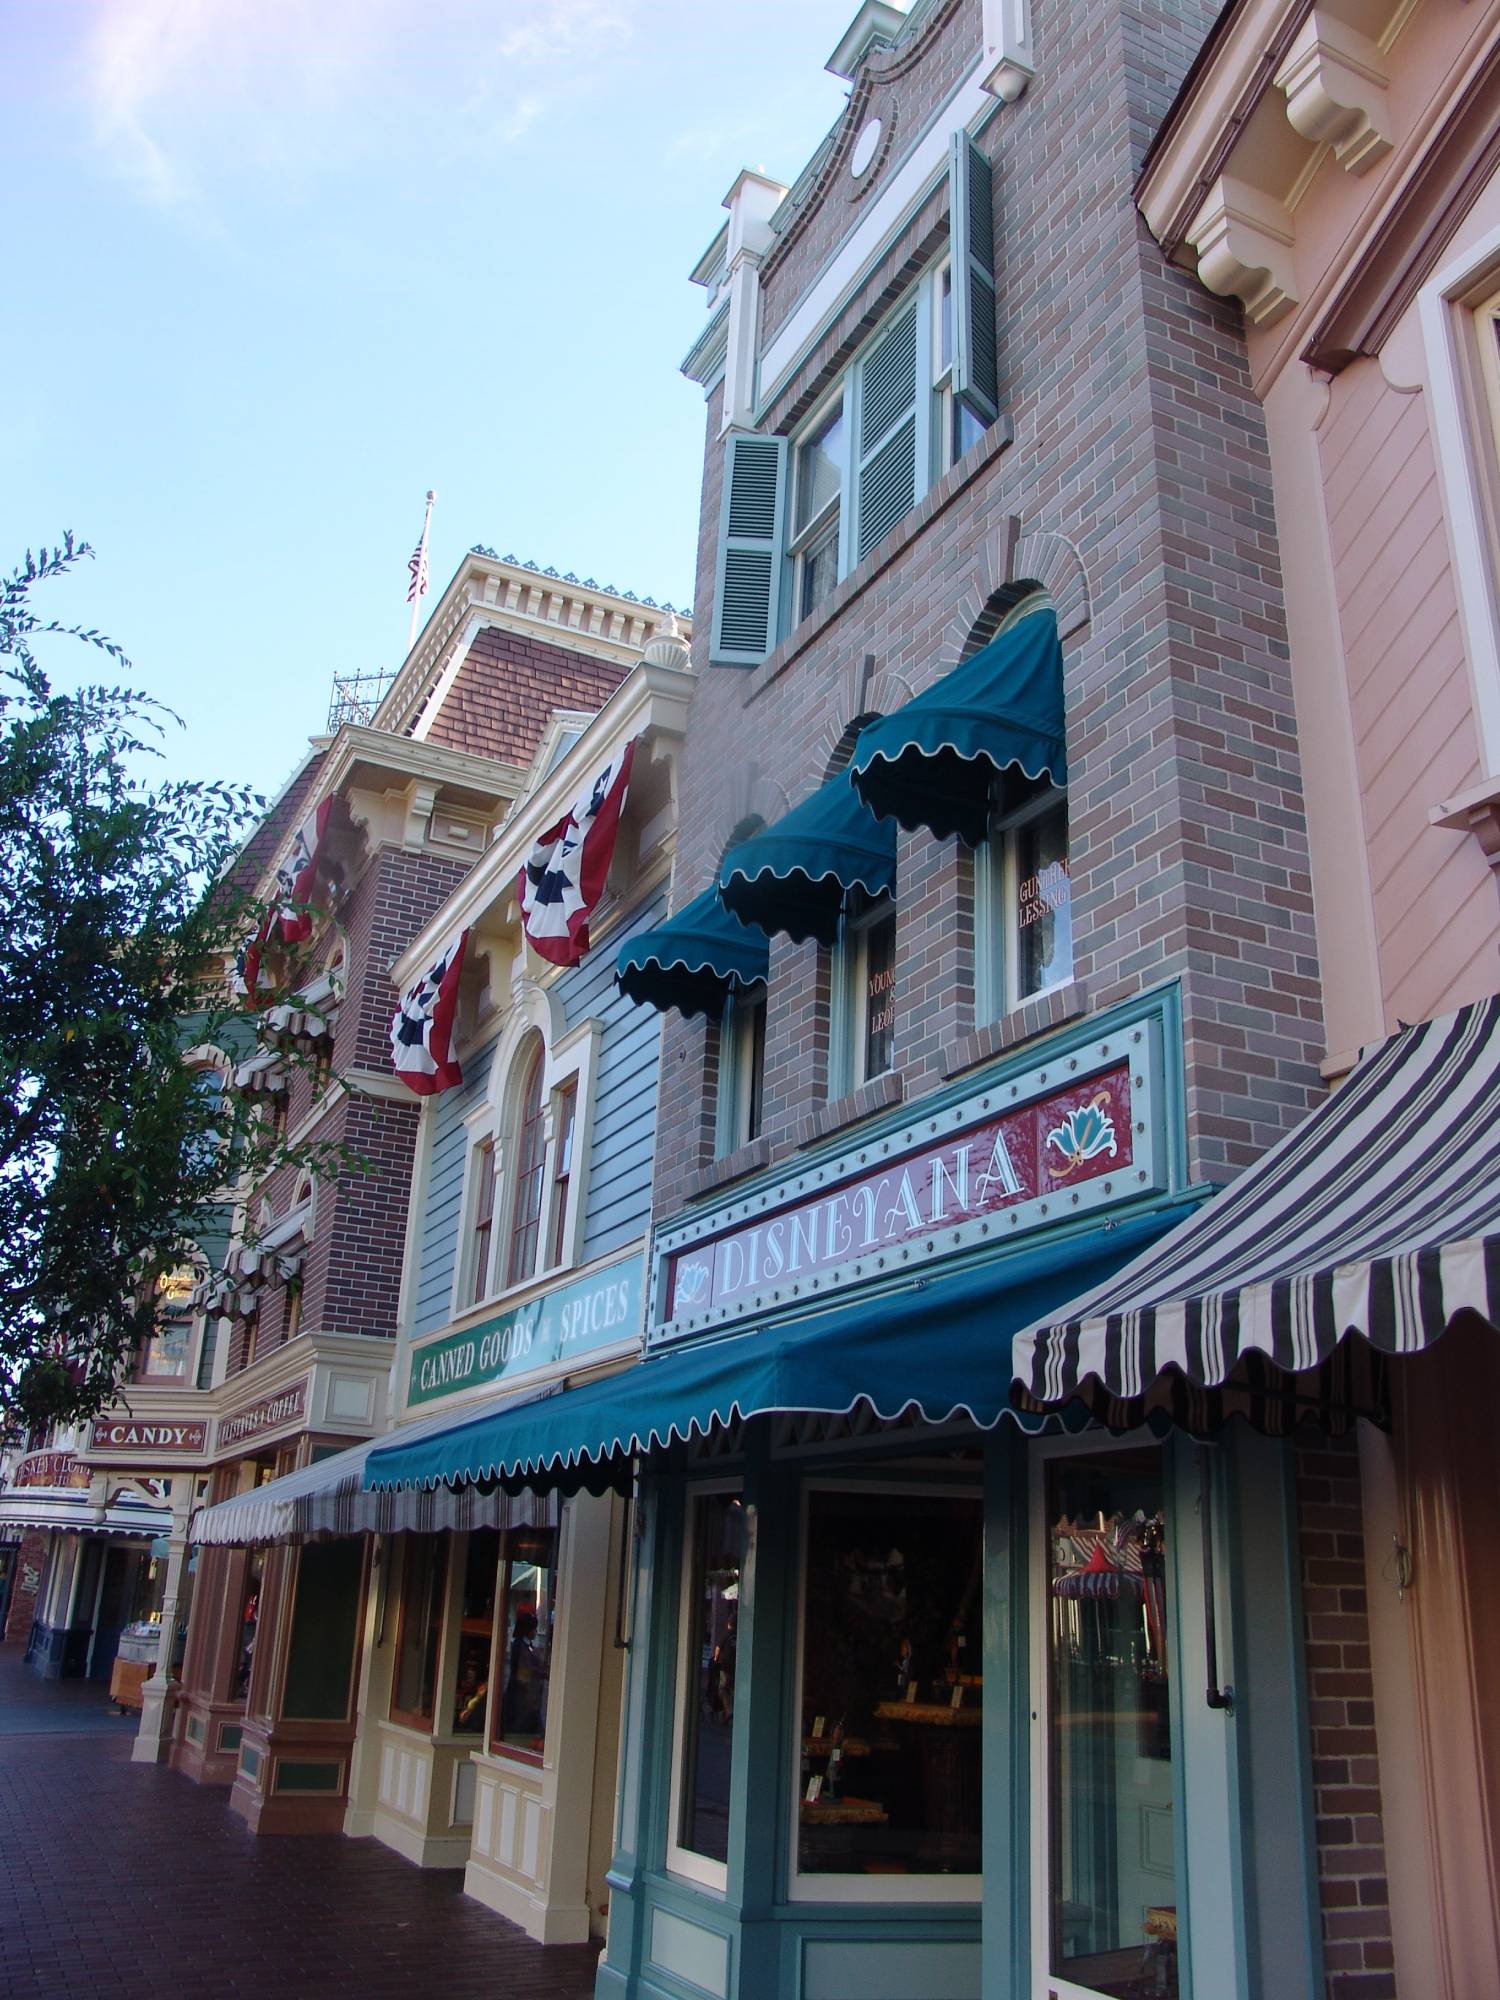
[407, 1253, 643, 1408]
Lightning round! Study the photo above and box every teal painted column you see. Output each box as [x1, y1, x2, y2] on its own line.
[981, 1424, 1028, 2000]
[725, 1423, 794, 1997]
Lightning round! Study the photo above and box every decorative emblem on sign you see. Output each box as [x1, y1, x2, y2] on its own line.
[1045, 1094, 1118, 1177]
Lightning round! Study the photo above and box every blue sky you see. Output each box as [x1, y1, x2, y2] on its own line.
[3, 0, 857, 803]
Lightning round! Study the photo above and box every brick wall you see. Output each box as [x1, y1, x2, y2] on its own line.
[1296, 1436, 1396, 2000]
[653, 0, 1322, 1223]
[421, 623, 631, 768]
[3, 1530, 48, 1646]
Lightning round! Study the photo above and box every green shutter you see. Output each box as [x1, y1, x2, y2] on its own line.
[950, 132, 999, 427]
[854, 303, 919, 561]
[710, 431, 788, 666]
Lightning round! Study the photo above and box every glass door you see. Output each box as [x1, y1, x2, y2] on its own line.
[1033, 1443, 1178, 2000]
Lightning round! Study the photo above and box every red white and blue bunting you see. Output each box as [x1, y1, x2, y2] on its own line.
[239, 797, 335, 1004]
[390, 928, 469, 1097]
[519, 739, 635, 967]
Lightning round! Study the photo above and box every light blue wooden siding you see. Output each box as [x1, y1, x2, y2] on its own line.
[409, 884, 665, 1337]
[411, 1052, 494, 1340]
[565, 885, 665, 1264]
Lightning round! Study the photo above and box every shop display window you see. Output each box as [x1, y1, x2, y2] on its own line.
[389, 1535, 448, 1730]
[1041, 1446, 1176, 2000]
[231, 1548, 265, 1702]
[451, 1528, 500, 1735]
[489, 1524, 558, 1760]
[669, 1489, 745, 1886]
[793, 1485, 982, 1893]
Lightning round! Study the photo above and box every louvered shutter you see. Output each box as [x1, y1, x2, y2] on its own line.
[710, 432, 788, 666]
[854, 303, 919, 563]
[950, 132, 999, 427]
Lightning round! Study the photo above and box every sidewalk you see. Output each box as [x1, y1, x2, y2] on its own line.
[0, 1646, 603, 1999]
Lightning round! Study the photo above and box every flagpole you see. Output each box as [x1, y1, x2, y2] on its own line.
[406, 489, 436, 652]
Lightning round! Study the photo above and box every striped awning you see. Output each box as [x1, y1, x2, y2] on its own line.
[190, 1394, 559, 1545]
[1013, 998, 1500, 1425]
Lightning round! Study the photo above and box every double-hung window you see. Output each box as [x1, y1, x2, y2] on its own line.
[716, 987, 767, 1156]
[833, 890, 897, 1097]
[790, 401, 846, 623]
[976, 777, 1072, 1020]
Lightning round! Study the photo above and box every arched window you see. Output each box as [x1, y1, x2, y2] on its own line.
[506, 1037, 548, 1289]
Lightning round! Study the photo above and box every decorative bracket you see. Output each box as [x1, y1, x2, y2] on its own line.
[981, 0, 1034, 102]
[1185, 176, 1298, 326]
[1430, 773, 1500, 875]
[1274, 9, 1392, 177]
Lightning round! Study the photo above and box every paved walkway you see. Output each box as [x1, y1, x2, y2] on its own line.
[0, 1647, 603, 1999]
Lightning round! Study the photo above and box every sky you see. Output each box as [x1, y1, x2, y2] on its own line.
[2, 0, 859, 804]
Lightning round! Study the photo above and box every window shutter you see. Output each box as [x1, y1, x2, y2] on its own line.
[710, 432, 788, 666]
[950, 132, 999, 427]
[854, 303, 919, 562]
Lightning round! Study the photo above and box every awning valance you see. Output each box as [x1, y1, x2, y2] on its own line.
[848, 609, 1066, 845]
[615, 888, 770, 1021]
[717, 770, 897, 947]
[190, 1398, 558, 1545]
[364, 1203, 1196, 1495]
[1013, 998, 1500, 1426]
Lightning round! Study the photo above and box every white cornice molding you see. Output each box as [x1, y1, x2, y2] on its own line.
[1185, 175, 1299, 324]
[981, 0, 1035, 102]
[1274, 9, 1393, 175]
[391, 661, 695, 989]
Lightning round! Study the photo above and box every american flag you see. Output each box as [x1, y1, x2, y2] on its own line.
[406, 532, 430, 605]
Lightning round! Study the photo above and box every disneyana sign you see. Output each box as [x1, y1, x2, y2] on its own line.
[652, 1019, 1166, 1343]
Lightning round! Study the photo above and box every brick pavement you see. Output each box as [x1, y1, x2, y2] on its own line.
[0, 1648, 602, 2000]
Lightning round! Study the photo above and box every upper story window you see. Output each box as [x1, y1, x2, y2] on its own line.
[1476, 285, 1500, 479]
[838, 890, 897, 1094]
[455, 996, 599, 1318]
[709, 134, 996, 669]
[715, 987, 767, 1156]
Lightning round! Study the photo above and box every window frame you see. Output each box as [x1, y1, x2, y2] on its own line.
[388, 1533, 450, 1733]
[505, 1036, 549, 1290]
[1026, 1431, 1186, 2000]
[665, 1481, 745, 1894]
[975, 780, 1072, 1023]
[786, 1476, 985, 1907]
[782, 261, 948, 643]
[714, 984, 768, 1157]
[830, 890, 898, 1099]
[486, 1521, 562, 1766]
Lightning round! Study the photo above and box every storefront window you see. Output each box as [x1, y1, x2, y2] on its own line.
[490, 1524, 558, 1759]
[795, 1486, 982, 1887]
[452, 1528, 500, 1735]
[231, 1548, 265, 1701]
[671, 1490, 745, 1880]
[1044, 1447, 1176, 2000]
[390, 1536, 448, 1729]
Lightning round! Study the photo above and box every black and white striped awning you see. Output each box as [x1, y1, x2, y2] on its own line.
[1013, 998, 1500, 1428]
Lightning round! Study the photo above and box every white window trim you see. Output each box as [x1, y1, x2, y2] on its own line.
[786, 1477, 984, 1907]
[830, 892, 897, 1099]
[714, 986, 767, 1158]
[1419, 221, 1500, 774]
[448, 985, 601, 1321]
[975, 782, 1071, 1022]
[1026, 1430, 1177, 2000]
[665, 1480, 743, 1895]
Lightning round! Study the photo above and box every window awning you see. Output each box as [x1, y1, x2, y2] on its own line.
[717, 771, 897, 947]
[1013, 998, 1500, 1429]
[615, 887, 770, 1021]
[363, 1203, 1198, 1496]
[848, 608, 1067, 845]
[190, 1395, 558, 1545]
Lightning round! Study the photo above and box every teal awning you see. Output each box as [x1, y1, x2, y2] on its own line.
[849, 608, 1067, 845]
[717, 772, 897, 947]
[363, 1201, 1201, 1496]
[615, 888, 769, 1022]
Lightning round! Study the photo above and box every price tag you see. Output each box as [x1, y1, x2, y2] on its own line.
[904, 1682, 918, 1704]
[812, 1715, 826, 1741]
[805, 1775, 823, 1804]
[950, 1684, 964, 1710]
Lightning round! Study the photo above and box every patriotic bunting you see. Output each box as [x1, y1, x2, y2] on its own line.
[390, 929, 470, 1096]
[519, 739, 635, 967]
[237, 797, 334, 1005]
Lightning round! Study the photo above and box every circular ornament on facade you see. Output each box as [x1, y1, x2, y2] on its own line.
[850, 118, 882, 178]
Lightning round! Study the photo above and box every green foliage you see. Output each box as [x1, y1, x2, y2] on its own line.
[0, 537, 358, 1432]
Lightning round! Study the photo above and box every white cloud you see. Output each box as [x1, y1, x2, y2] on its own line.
[79, 0, 633, 209]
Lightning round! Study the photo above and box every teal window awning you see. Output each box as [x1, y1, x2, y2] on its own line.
[362, 1202, 1200, 1497]
[615, 888, 769, 1022]
[717, 771, 897, 947]
[849, 608, 1067, 845]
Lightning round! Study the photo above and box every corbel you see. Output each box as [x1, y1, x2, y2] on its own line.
[1430, 773, 1500, 876]
[981, 0, 1034, 102]
[1274, 10, 1392, 177]
[1185, 176, 1299, 326]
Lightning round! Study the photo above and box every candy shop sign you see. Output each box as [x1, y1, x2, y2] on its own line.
[652, 1022, 1164, 1342]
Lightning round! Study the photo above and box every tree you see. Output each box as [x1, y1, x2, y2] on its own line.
[0, 537, 347, 1431]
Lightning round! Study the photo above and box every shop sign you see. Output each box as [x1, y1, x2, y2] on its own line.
[216, 1379, 308, 1451]
[407, 1252, 643, 1408]
[13, 1451, 94, 1489]
[89, 1419, 209, 1455]
[652, 1018, 1165, 1342]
